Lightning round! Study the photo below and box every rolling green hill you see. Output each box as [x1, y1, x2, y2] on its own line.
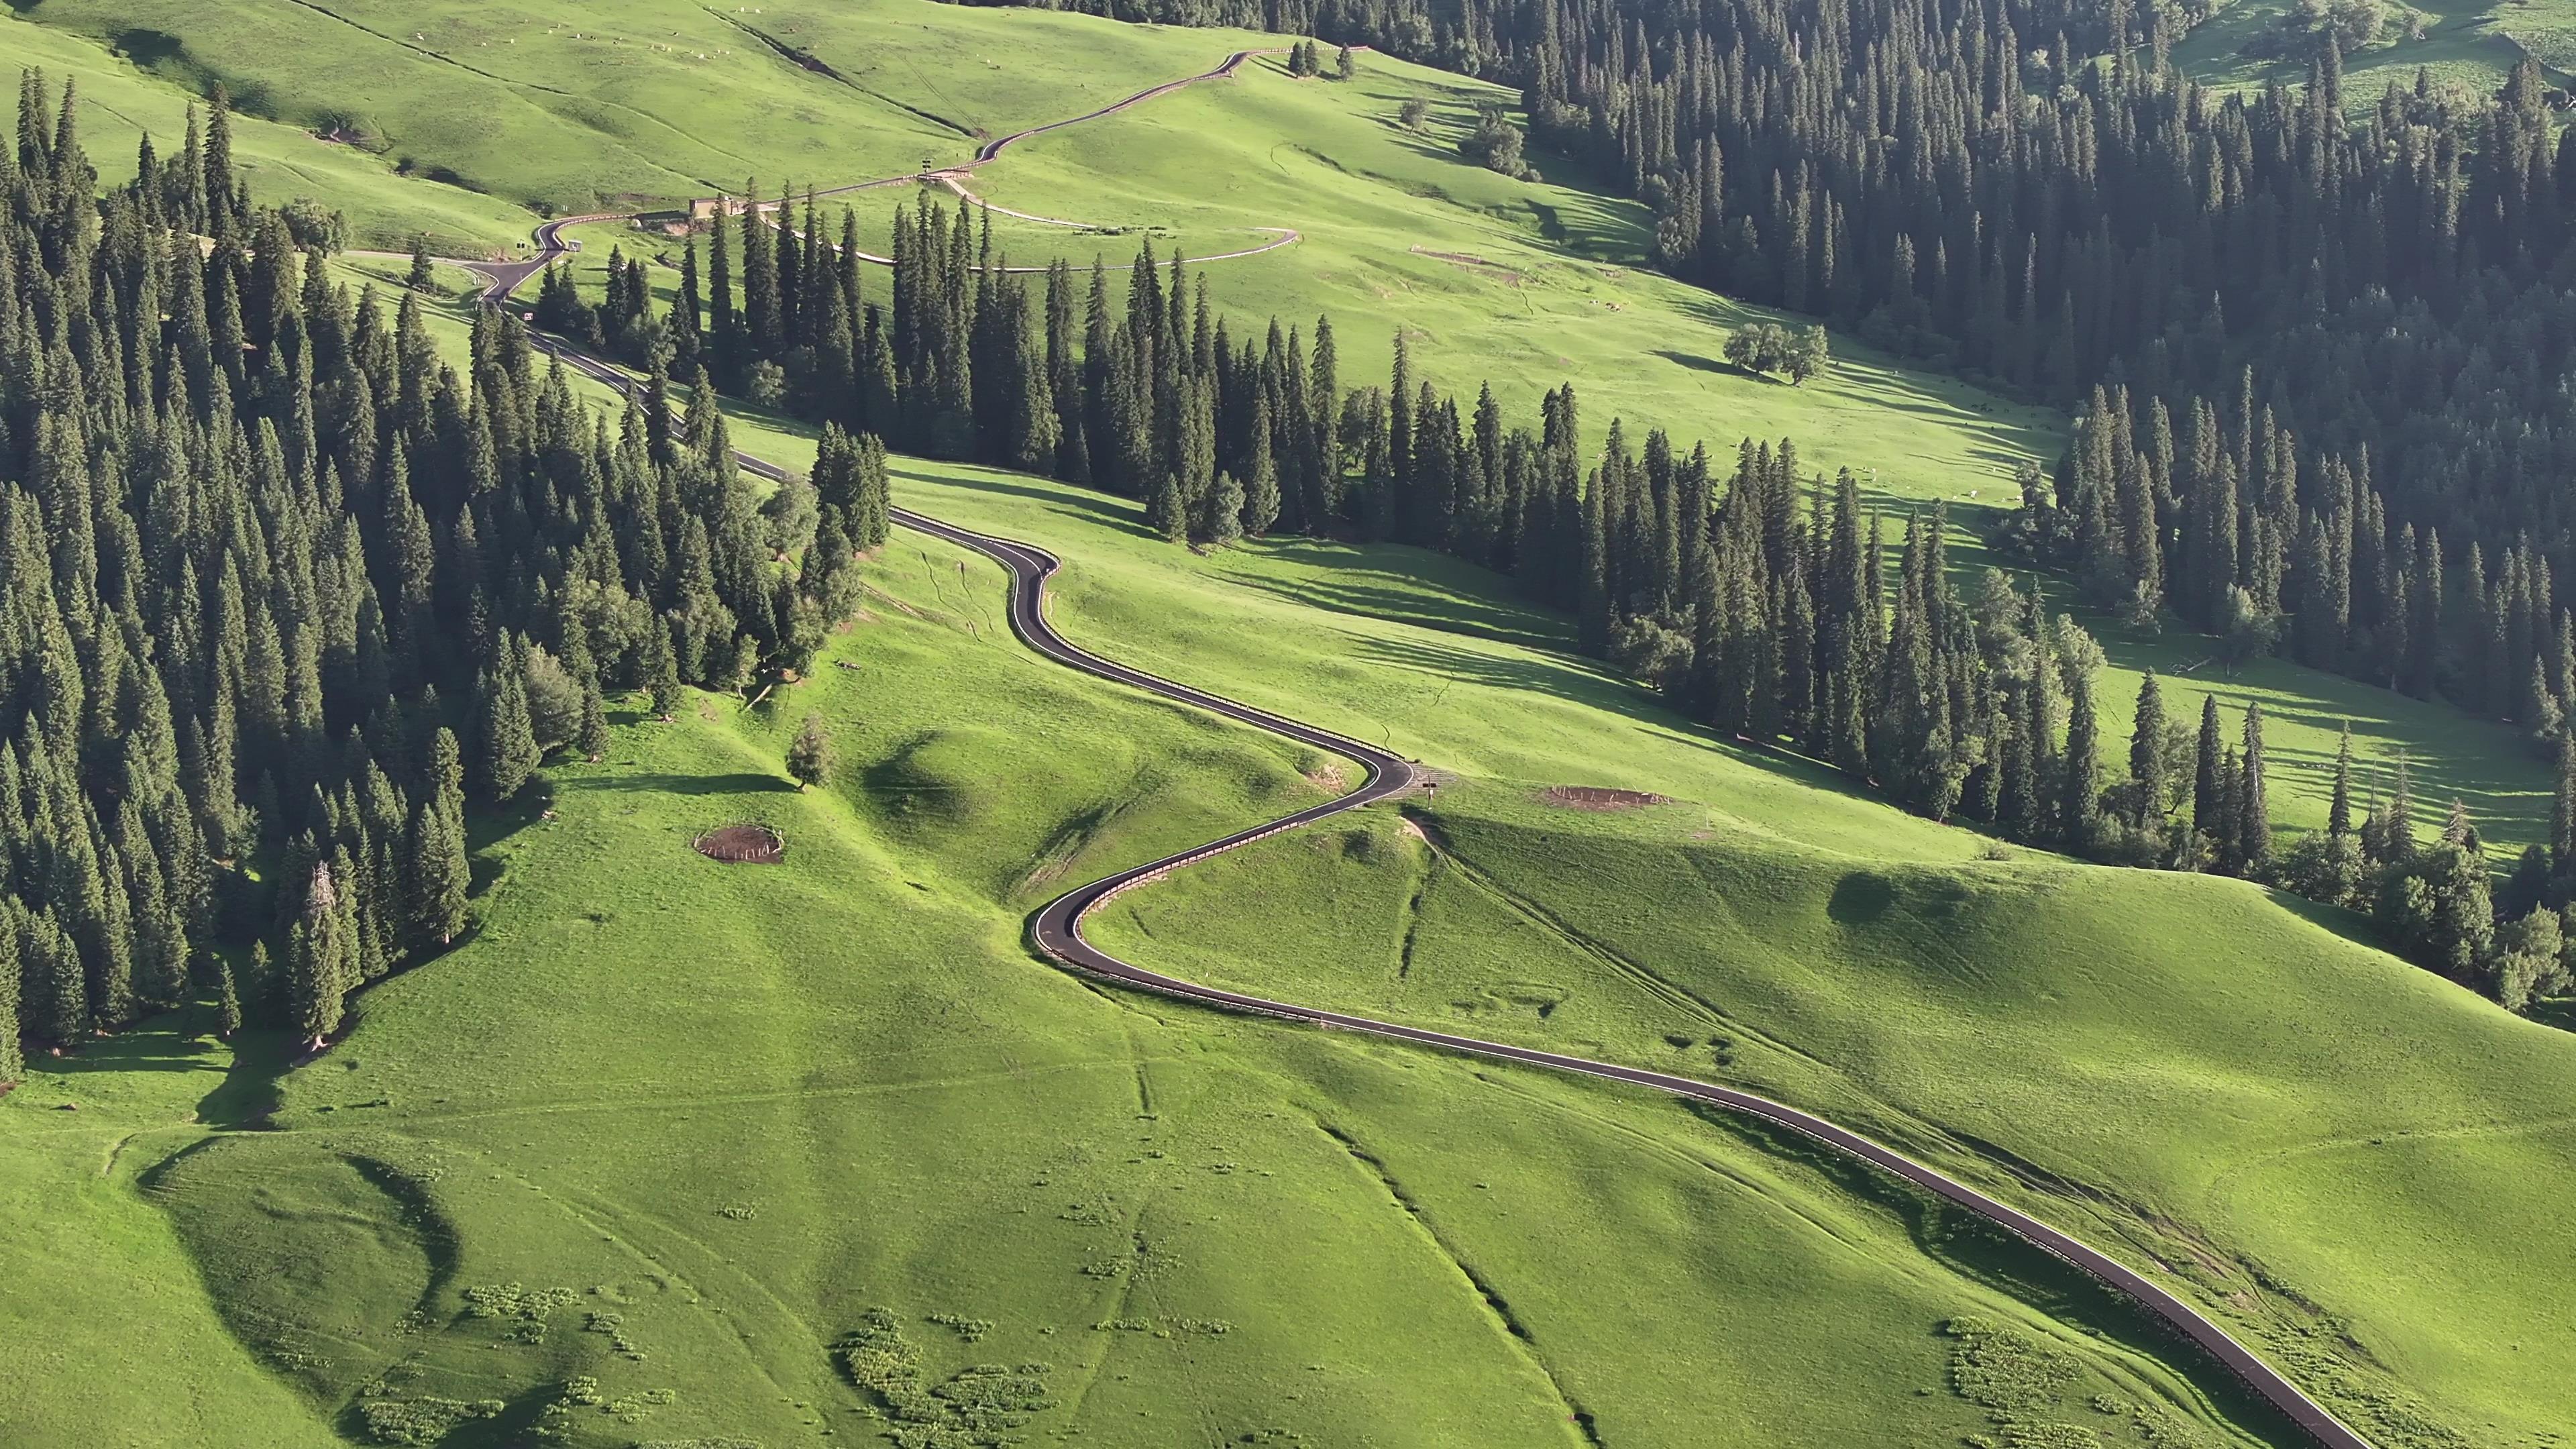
[3, 3, 2571, 1446]
[0, 483, 2300, 1449]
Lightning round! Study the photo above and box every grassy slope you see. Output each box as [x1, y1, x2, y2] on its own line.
[829, 459, 2575, 1444]
[2, 14, 534, 252]
[0, 9, 2558, 1444]
[31, 0, 2549, 841]
[4, 498, 2293, 1449]
[2171, 0, 2564, 101]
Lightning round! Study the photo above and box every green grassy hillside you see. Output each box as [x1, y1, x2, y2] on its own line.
[0, 14, 533, 251]
[824, 460, 2570, 1445]
[3, 5, 2567, 1446]
[42, 0, 2548, 850]
[2, 488, 2298, 1449]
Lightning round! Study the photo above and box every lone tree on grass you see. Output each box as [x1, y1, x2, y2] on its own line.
[788, 714, 834, 791]
[1336, 44, 1357, 80]
[405, 236, 436, 294]
[215, 957, 243, 1040]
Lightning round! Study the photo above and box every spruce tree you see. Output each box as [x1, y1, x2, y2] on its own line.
[2555, 733, 2576, 873]
[577, 675, 610, 761]
[2192, 696, 2225, 846]
[405, 237, 436, 293]
[0, 908, 19, 1082]
[2330, 723, 2357, 839]
[475, 653, 540, 801]
[2061, 655, 2100, 848]
[2239, 704, 2271, 871]
[1203, 472, 1247, 547]
[1148, 473, 1189, 543]
[2129, 670, 2167, 825]
[1242, 445, 1282, 538]
[410, 732, 471, 948]
[787, 713, 833, 790]
[215, 956, 242, 1040]
[645, 623, 684, 718]
[288, 860, 354, 1050]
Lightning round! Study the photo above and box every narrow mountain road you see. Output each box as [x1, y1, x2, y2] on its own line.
[445, 48, 2379, 1449]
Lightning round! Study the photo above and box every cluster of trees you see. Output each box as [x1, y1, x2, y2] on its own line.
[0, 74, 881, 1067]
[1457, 106, 1532, 178]
[1009, 0, 2576, 739]
[1721, 322, 1828, 384]
[1299, 331, 2548, 1012]
[531, 192, 1360, 548]
[2012, 378, 2576, 757]
[1281, 41, 1356, 79]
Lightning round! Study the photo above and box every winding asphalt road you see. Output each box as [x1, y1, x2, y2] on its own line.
[447, 50, 2379, 1449]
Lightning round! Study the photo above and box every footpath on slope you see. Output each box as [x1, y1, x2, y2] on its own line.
[430, 47, 2379, 1449]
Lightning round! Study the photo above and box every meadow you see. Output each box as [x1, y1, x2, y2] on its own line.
[0, 5, 2567, 1446]
[866, 460, 2576, 1448]
[0, 483, 2301, 1449]
[2169, 0, 2569, 102]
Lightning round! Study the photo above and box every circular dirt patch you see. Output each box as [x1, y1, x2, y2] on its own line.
[694, 824, 786, 864]
[1543, 786, 1672, 810]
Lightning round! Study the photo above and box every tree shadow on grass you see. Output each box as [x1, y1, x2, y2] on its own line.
[40, 1009, 222, 1079]
[1228, 545, 1572, 652]
[2258, 887, 2394, 956]
[197, 1028, 303, 1128]
[554, 770, 796, 798]
[900, 467, 1161, 542]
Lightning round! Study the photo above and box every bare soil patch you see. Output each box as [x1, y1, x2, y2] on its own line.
[1409, 246, 1523, 285]
[1304, 761, 1350, 794]
[694, 823, 786, 864]
[1544, 786, 1670, 811]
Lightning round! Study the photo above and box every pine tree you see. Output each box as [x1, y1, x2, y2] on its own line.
[410, 732, 472, 950]
[2192, 696, 2225, 847]
[405, 237, 436, 293]
[2061, 655, 2101, 848]
[475, 651, 540, 801]
[2129, 670, 2167, 826]
[2239, 704, 2271, 871]
[647, 623, 684, 720]
[577, 675, 610, 760]
[288, 859, 354, 1050]
[2555, 733, 2576, 873]
[1148, 472, 1189, 543]
[787, 713, 833, 790]
[1203, 471, 1247, 547]
[2330, 723, 2356, 838]
[215, 957, 242, 1040]
[0, 908, 20, 1083]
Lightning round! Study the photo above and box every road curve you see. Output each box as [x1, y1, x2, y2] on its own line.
[456, 53, 2377, 1449]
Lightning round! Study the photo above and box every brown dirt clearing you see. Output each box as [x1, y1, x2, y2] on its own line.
[1544, 786, 1670, 810]
[694, 823, 786, 863]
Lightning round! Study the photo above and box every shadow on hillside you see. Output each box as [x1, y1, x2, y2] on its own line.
[1652, 347, 1763, 381]
[40, 1012, 218, 1079]
[904, 468, 1162, 541]
[1687, 1102, 2315, 1448]
[556, 770, 796, 798]
[2261, 886, 2398, 957]
[1232, 543, 1570, 651]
